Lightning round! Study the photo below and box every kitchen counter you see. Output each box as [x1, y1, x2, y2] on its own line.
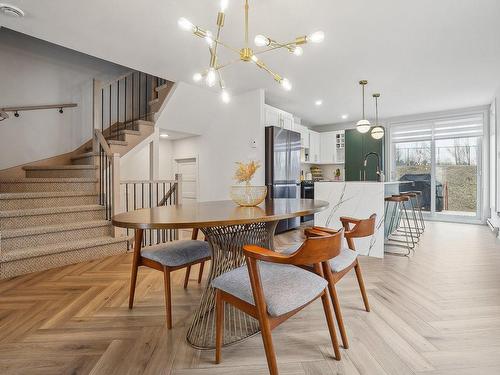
[313, 181, 414, 258]
[314, 180, 413, 184]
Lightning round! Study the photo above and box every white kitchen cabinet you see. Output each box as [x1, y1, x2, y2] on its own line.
[309, 130, 321, 163]
[281, 112, 294, 130]
[264, 105, 281, 128]
[264, 105, 294, 130]
[320, 132, 336, 164]
[294, 123, 310, 149]
[335, 131, 345, 164]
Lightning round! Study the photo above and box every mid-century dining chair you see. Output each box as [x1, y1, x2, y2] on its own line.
[307, 214, 375, 349]
[211, 229, 344, 375]
[129, 228, 211, 329]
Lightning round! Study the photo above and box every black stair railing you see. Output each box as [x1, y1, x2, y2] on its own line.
[96, 72, 168, 140]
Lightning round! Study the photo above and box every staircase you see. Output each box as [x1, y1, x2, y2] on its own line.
[0, 75, 175, 279]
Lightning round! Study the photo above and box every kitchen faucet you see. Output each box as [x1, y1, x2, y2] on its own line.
[363, 152, 385, 182]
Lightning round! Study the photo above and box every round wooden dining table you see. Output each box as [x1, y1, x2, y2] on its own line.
[112, 198, 328, 349]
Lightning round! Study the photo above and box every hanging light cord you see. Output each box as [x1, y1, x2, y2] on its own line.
[362, 84, 365, 119]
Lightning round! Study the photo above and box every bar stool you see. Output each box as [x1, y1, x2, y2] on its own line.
[393, 192, 421, 241]
[405, 190, 425, 233]
[384, 195, 415, 255]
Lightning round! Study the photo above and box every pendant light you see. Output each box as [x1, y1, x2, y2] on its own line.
[371, 93, 385, 140]
[356, 80, 371, 133]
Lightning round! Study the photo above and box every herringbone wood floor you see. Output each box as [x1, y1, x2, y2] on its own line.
[1, 222, 500, 374]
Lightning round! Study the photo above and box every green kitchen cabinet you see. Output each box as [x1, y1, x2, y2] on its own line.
[345, 129, 384, 181]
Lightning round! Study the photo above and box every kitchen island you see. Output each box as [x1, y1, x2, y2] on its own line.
[314, 181, 412, 258]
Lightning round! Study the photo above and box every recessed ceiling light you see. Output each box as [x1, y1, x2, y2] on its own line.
[160, 133, 169, 138]
[315, 100, 323, 106]
[341, 114, 349, 120]
[0, 3, 25, 17]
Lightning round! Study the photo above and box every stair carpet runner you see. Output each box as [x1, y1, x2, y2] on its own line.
[0, 119, 159, 279]
[0, 79, 174, 279]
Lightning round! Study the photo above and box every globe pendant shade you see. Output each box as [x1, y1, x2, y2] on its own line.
[356, 119, 371, 133]
[371, 126, 384, 139]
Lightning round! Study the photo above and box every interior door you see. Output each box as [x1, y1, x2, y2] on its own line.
[175, 158, 198, 203]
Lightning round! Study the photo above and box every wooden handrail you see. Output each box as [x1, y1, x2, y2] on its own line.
[121, 179, 178, 184]
[158, 184, 177, 206]
[94, 129, 113, 157]
[1, 103, 77, 112]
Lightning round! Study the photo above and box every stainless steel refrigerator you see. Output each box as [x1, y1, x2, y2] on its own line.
[265, 126, 301, 233]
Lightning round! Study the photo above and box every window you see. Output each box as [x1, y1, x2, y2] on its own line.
[389, 113, 484, 221]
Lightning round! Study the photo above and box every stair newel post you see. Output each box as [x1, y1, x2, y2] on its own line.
[175, 173, 183, 206]
[174, 173, 182, 240]
[111, 152, 124, 237]
[92, 79, 102, 154]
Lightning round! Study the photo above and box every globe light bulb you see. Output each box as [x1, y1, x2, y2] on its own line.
[292, 46, 303, 56]
[206, 68, 216, 87]
[307, 31, 325, 43]
[254, 34, 270, 47]
[220, 0, 229, 12]
[192, 73, 202, 82]
[221, 89, 231, 103]
[178, 17, 195, 32]
[280, 78, 292, 91]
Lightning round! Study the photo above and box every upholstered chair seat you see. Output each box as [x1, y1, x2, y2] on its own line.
[142, 240, 211, 267]
[128, 229, 211, 329]
[211, 262, 327, 317]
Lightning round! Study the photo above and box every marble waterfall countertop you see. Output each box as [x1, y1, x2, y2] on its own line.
[314, 181, 387, 258]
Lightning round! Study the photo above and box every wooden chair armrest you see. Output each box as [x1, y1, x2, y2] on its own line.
[312, 226, 339, 234]
[339, 216, 362, 225]
[243, 245, 293, 264]
[304, 228, 333, 238]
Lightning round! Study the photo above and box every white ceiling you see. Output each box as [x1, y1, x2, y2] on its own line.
[1, 0, 500, 125]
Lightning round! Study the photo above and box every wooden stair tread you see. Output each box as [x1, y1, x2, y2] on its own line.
[0, 177, 97, 183]
[155, 82, 171, 92]
[0, 191, 98, 199]
[2, 220, 111, 239]
[117, 129, 141, 136]
[148, 98, 160, 106]
[133, 120, 155, 127]
[0, 204, 104, 218]
[106, 139, 128, 146]
[0, 235, 130, 262]
[23, 165, 97, 171]
[71, 152, 98, 160]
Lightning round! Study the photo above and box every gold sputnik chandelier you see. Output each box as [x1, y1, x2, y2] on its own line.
[178, 0, 325, 103]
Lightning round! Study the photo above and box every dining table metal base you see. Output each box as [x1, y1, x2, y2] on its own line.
[186, 221, 278, 350]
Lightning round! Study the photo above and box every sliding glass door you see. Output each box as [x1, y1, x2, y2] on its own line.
[435, 137, 480, 217]
[394, 141, 432, 212]
[390, 113, 484, 222]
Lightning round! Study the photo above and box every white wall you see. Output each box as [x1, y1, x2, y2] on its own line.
[120, 141, 151, 181]
[157, 83, 265, 202]
[0, 29, 128, 169]
[159, 138, 174, 180]
[489, 88, 500, 229]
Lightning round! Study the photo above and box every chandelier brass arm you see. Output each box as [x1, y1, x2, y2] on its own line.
[178, 0, 324, 103]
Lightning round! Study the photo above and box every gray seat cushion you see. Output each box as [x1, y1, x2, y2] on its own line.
[329, 248, 357, 272]
[141, 240, 211, 267]
[281, 244, 357, 273]
[211, 262, 327, 317]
